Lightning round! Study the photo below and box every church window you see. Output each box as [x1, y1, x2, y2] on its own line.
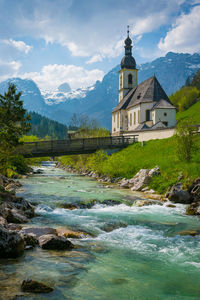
[164, 112, 167, 116]
[138, 110, 140, 123]
[145, 110, 150, 121]
[128, 74, 132, 84]
[120, 75, 122, 89]
[134, 112, 136, 125]
[113, 113, 115, 122]
[130, 113, 132, 126]
[117, 112, 119, 128]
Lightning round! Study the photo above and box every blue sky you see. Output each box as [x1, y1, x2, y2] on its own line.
[0, 0, 200, 91]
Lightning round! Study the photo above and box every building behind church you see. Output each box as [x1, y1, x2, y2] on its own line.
[112, 29, 176, 141]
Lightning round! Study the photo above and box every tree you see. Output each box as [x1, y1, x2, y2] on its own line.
[191, 69, 200, 90]
[175, 119, 197, 162]
[0, 83, 30, 149]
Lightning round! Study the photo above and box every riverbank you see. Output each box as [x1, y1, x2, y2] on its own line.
[1, 165, 200, 299]
[58, 135, 200, 194]
[57, 159, 200, 216]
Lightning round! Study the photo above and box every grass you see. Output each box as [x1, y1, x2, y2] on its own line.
[177, 101, 200, 124]
[59, 135, 200, 194]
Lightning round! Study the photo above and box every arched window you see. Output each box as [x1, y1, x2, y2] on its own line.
[146, 109, 150, 121]
[128, 74, 132, 84]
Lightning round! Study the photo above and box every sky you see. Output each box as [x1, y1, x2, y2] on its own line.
[0, 0, 200, 91]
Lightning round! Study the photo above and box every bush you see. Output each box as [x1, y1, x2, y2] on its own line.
[170, 86, 200, 111]
[175, 119, 197, 162]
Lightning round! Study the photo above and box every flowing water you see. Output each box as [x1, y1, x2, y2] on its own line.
[1, 163, 200, 300]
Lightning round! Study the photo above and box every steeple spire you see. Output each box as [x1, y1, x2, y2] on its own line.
[120, 26, 136, 69]
[127, 25, 129, 37]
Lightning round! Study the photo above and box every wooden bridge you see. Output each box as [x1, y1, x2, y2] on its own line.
[17, 136, 138, 158]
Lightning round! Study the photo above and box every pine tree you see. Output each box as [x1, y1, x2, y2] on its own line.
[0, 83, 30, 149]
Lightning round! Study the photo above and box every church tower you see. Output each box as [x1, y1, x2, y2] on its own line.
[119, 26, 138, 103]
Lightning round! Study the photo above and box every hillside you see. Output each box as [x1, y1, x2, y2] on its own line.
[1, 52, 200, 129]
[28, 112, 68, 139]
[176, 101, 200, 124]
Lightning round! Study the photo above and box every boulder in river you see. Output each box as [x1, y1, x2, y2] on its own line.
[6, 208, 29, 224]
[20, 227, 57, 238]
[22, 233, 38, 247]
[188, 178, 200, 202]
[177, 230, 200, 236]
[56, 227, 89, 239]
[0, 224, 24, 258]
[186, 202, 200, 215]
[101, 199, 121, 206]
[165, 183, 192, 204]
[21, 279, 54, 293]
[39, 234, 74, 250]
[133, 199, 163, 207]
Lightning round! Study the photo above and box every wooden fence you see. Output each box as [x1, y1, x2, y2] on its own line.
[16, 135, 138, 158]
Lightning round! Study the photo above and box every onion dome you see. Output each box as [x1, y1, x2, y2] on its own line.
[121, 55, 136, 69]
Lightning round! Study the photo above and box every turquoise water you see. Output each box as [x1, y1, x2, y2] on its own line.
[1, 165, 200, 300]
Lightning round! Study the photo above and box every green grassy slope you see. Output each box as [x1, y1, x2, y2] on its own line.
[176, 100, 200, 123]
[59, 102, 200, 194]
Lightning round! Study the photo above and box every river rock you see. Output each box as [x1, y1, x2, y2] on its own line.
[33, 169, 44, 174]
[6, 208, 29, 224]
[0, 216, 7, 228]
[188, 178, 200, 202]
[39, 234, 74, 250]
[0, 224, 24, 258]
[177, 230, 200, 236]
[119, 178, 130, 188]
[20, 227, 57, 238]
[166, 204, 176, 208]
[22, 233, 38, 247]
[101, 199, 121, 206]
[119, 166, 160, 191]
[133, 199, 163, 207]
[186, 202, 200, 215]
[21, 279, 54, 293]
[166, 183, 192, 204]
[56, 228, 89, 239]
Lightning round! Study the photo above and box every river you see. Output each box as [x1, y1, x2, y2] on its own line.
[1, 163, 200, 300]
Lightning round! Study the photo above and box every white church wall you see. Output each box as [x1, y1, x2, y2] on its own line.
[127, 105, 140, 130]
[123, 127, 175, 141]
[153, 108, 176, 127]
[140, 102, 154, 123]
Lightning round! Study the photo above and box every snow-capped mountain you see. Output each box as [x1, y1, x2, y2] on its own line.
[0, 52, 200, 129]
[41, 86, 95, 105]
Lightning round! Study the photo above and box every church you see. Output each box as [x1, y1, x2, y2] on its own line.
[112, 29, 176, 140]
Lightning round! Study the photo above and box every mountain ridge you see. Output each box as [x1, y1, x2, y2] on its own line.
[0, 52, 200, 129]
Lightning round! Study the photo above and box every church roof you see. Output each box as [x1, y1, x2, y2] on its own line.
[113, 76, 173, 112]
[151, 99, 176, 110]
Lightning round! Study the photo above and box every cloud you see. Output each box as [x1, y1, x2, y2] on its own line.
[158, 5, 200, 53]
[20, 64, 104, 90]
[0, 60, 21, 81]
[3, 39, 32, 54]
[131, 13, 168, 36]
[86, 54, 103, 64]
[0, 0, 187, 60]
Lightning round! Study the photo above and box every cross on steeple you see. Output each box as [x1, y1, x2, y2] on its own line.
[127, 25, 129, 37]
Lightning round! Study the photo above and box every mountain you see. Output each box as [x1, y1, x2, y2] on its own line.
[0, 78, 46, 115]
[28, 111, 68, 139]
[0, 52, 200, 130]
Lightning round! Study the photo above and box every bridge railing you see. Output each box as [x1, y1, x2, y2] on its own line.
[17, 135, 138, 157]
